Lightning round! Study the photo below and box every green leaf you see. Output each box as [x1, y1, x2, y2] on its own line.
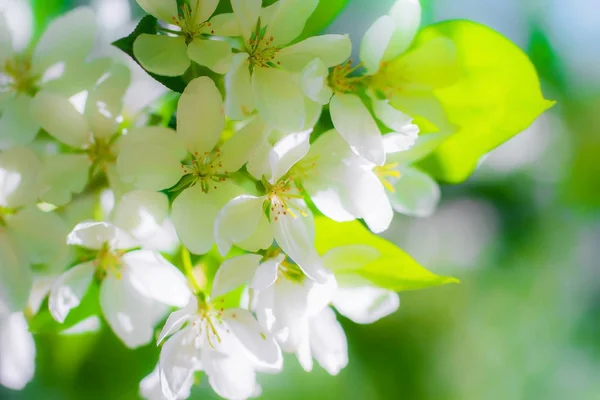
[299, 0, 350, 40]
[30, 0, 66, 43]
[315, 217, 458, 291]
[29, 280, 101, 335]
[112, 16, 188, 93]
[412, 20, 555, 183]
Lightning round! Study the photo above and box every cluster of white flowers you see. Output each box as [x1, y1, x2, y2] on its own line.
[0, 0, 451, 399]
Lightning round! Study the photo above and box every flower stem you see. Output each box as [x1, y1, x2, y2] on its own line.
[181, 246, 202, 294]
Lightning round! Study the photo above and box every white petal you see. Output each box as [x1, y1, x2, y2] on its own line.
[133, 34, 190, 77]
[330, 93, 385, 166]
[372, 98, 415, 132]
[308, 307, 348, 375]
[0, 146, 41, 208]
[0, 312, 35, 390]
[265, 0, 318, 46]
[190, 0, 219, 23]
[219, 117, 268, 173]
[85, 63, 130, 139]
[117, 127, 187, 191]
[246, 136, 272, 180]
[30, 91, 89, 148]
[140, 364, 187, 400]
[382, 131, 418, 153]
[7, 207, 69, 265]
[0, 13, 13, 66]
[157, 296, 198, 345]
[223, 308, 282, 371]
[271, 213, 329, 283]
[237, 211, 274, 253]
[300, 59, 333, 105]
[214, 195, 266, 256]
[231, 0, 262, 40]
[48, 262, 95, 323]
[123, 250, 191, 308]
[225, 53, 255, 120]
[252, 67, 305, 134]
[269, 129, 311, 183]
[177, 76, 224, 154]
[38, 154, 90, 206]
[384, 0, 422, 60]
[360, 16, 396, 74]
[100, 275, 161, 348]
[295, 335, 313, 372]
[67, 221, 138, 251]
[41, 58, 112, 98]
[136, 0, 177, 22]
[211, 254, 262, 298]
[32, 7, 96, 73]
[0, 95, 40, 149]
[210, 12, 241, 37]
[277, 34, 351, 72]
[388, 166, 440, 217]
[333, 286, 399, 324]
[159, 328, 199, 400]
[203, 349, 257, 400]
[347, 169, 393, 234]
[250, 254, 284, 292]
[172, 182, 241, 254]
[187, 38, 232, 74]
[0, 231, 32, 312]
[386, 132, 451, 166]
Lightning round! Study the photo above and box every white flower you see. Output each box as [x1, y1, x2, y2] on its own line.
[0, 305, 35, 390]
[158, 265, 282, 400]
[215, 130, 330, 282]
[48, 221, 191, 348]
[0, 147, 69, 311]
[0, 7, 105, 149]
[140, 364, 192, 400]
[117, 77, 267, 254]
[133, 0, 232, 76]
[222, 0, 351, 132]
[30, 62, 132, 205]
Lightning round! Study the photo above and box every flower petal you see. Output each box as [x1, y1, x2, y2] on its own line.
[0, 312, 35, 390]
[382, 131, 418, 154]
[32, 7, 96, 73]
[360, 16, 396, 75]
[300, 59, 333, 105]
[388, 166, 440, 217]
[383, 0, 422, 61]
[0, 231, 32, 312]
[202, 349, 258, 400]
[231, 0, 261, 40]
[308, 307, 348, 375]
[38, 154, 90, 206]
[123, 250, 191, 308]
[219, 117, 268, 173]
[0, 95, 40, 149]
[333, 286, 399, 324]
[187, 38, 232, 74]
[190, 0, 219, 23]
[252, 67, 305, 134]
[136, 0, 178, 22]
[330, 93, 385, 166]
[214, 195, 266, 256]
[117, 127, 187, 191]
[100, 274, 164, 348]
[67, 221, 138, 251]
[177, 76, 225, 154]
[265, 0, 318, 46]
[48, 262, 95, 323]
[157, 296, 198, 345]
[222, 308, 282, 371]
[250, 254, 284, 292]
[159, 328, 199, 400]
[0, 146, 41, 208]
[0, 13, 13, 66]
[225, 53, 255, 120]
[30, 91, 89, 148]
[133, 34, 190, 77]
[269, 129, 311, 183]
[347, 169, 393, 234]
[211, 254, 263, 298]
[277, 34, 351, 72]
[237, 211, 274, 253]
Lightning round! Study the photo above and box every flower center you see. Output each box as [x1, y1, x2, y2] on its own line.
[328, 60, 367, 94]
[181, 149, 229, 193]
[94, 242, 125, 280]
[1, 56, 39, 95]
[195, 298, 225, 349]
[171, 1, 213, 41]
[374, 162, 401, 193]
[247, 27, 280, 69]
[278, 260, 305, 283]
[0, 206, 18, 227]
[265, 177, 305, 221]
[87, 137, 116, 167]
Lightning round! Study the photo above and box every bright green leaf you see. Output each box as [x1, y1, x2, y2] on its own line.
[315, 217, 459, 291]
[413, 20, 555, 183]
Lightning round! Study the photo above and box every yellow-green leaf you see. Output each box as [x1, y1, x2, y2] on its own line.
[315, 217, 458, 291]
[413, 20, 555, 182]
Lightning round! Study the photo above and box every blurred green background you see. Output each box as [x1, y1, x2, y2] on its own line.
[2, 0, 600, 399]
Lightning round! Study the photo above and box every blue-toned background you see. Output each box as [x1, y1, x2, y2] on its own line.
[1, 0, 599, 398]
